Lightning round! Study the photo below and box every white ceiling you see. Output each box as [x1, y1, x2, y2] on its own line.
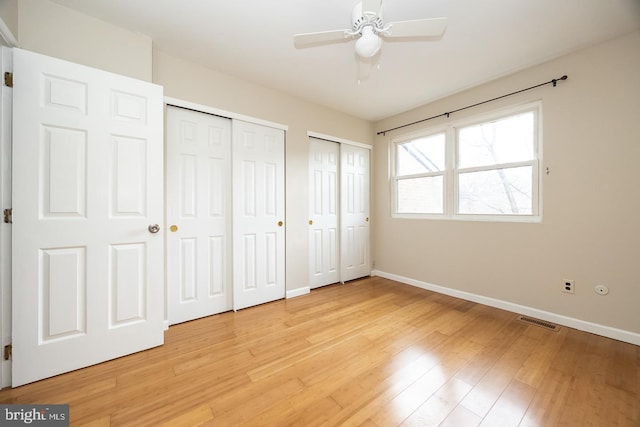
[50, 0, 640, 121]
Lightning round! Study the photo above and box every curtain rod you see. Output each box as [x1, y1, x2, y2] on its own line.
[377, 75, 568, 136]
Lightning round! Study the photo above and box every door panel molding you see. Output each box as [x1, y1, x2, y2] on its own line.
[309, 138, 340, 288]
[341, 144, 371, 282]
[11, 49, 164, 386]
[166, 106, 232, 325]
[232, 120, 285, 310]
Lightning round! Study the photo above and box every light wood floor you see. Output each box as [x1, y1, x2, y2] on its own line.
[1, 277, 638, 426]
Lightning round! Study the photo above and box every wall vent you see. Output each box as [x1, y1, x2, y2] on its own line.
[517, 315, 559, 331]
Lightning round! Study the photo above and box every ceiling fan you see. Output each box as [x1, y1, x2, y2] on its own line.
[293, 0, 447, 59]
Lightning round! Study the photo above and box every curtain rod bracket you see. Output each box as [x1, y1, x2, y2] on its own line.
[553, 75, 569, 87]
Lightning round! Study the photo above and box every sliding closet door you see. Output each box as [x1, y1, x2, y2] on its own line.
[309, 138, 340, 288]
[166, 106, 232, 325]
[341, 144, 371, 282]
[232, 120, 285, 310]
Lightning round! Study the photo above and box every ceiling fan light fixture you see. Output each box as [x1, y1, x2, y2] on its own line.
[355, 26, 381, 58]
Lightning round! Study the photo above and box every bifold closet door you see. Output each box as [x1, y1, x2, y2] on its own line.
[232, 120, 285, 310]
[308, 138, 340, 288]
[166, 106, 232, 325]
[12, 49, 164, 386]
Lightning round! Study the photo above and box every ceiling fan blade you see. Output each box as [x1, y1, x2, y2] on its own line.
[384, 17, 447, 38]
[362, 0, 381, 15]
[293, 29, 352, 48]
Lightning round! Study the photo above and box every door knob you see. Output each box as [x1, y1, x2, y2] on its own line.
[365, 217, 369, 222]
[148, 224, 160, 233]
[170, 225, 178, 232]
[309, 220, 313, 225]
[278, 221, 283, 227]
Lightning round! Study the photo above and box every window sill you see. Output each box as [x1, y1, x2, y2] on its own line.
[391, 213, 542, 223]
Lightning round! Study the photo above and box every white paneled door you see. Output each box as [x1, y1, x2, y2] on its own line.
[341, 144, 371, 282]
[308, 138, 340, 288]
[166, 106, 232, 324]
[232, 120, 285, 310]
[11, 49, 164, 386]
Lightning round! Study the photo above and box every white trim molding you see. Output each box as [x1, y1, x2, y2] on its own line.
[372, 270, 640, 346]
[164, 96, 288, 131]
[0, 17, 18, 48]
[307, 131, 372, 150]
[286, 287, 310, 299]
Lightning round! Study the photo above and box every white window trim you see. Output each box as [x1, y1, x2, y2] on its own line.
[391, 101, 543, 223]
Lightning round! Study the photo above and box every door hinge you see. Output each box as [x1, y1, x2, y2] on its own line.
[3, 208, 11, 224]
[3, 344, 11, 360]
[3, 72, 13, 88]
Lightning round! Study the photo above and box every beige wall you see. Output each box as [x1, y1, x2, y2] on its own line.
[0, 0, 18, 41]
[374, 31, 640, 334]
[17, 0, 152, 81]
[153, 50, 373, 292]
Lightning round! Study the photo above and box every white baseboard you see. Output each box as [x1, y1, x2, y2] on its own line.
[286, 287, 310, 299]
[372, 270, 640, 346]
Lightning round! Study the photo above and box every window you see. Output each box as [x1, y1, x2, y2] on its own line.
[395, 132, 445, 214]
[392, 103, 541, 221]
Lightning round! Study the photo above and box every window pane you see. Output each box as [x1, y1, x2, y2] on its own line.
[397, 133, 445, 175]
[397, 176, 443, 214]
[458, 111, 534, 169]
[458, 166, 532, 215]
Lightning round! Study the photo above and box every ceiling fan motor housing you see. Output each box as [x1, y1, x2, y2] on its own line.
[352, 2, 384, 34]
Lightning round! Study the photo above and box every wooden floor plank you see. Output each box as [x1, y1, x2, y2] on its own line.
[399, 377, 473, 427]
[159, 404, 213, 427]
[478, 379, 536, 426]
[518, 368, 574, 427]
[459, 331, 536, 418]
[0, 277, 637, 426]
[368, 352, 470, 426]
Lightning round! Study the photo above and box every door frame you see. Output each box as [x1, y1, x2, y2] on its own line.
[0, 37, 15, 388]
[164, 98, 287, 133]
[306, 131, 372, 285]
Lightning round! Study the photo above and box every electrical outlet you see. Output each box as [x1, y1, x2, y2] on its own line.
[562, 280, 575, 294]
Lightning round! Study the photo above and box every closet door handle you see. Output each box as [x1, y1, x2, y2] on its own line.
[277, 221, 283, 227]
